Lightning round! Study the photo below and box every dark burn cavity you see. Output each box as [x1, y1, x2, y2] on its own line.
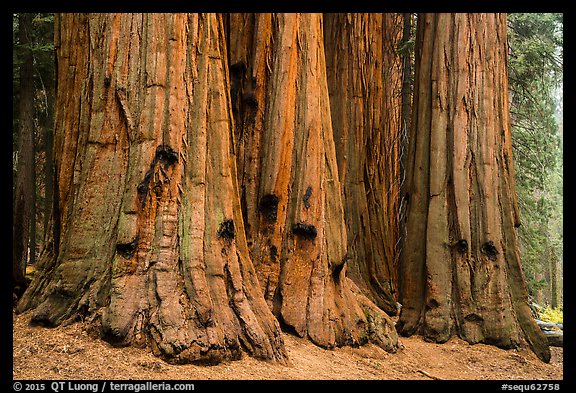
[218, 219, 235, 242]
[292, 223, 317, 241]
[230, 61, 247, 80]
[426, 298, 441, 310]
[243, 94, 258, 110]
[259, 194, 279, 222]
[230, 62, 246, 118]
[137, 172, 153, 206]
[332, 260, 345, 281]
[269, 245, 278, 262]
[116, 235, 139, 259]
[155, 144, 178, 168]
[136, 145, 179, 208]
[464, 313, 484, 324]
[481, 241, 498, 261]
[456, 239, 468, 254]
[303, 186, 312, 209]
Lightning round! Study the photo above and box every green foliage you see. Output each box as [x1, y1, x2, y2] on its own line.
[14, 13, 54, 161]
[508, 13, 563, 307]
[13, 13, 56, 254]
[537, 305, 563, 325]
[508, 13, 562, 81]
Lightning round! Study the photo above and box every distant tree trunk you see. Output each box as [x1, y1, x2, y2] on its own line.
[398, 13, 414, 297]
[17, 13, 287, 365]
[42, 62, 55, 238]
[397, 13, 551, 363]
[400, 13, 414, 136]
[549, 247, 558, 309]
[542, 243, 551, 305]
[227, 13, 399, 351]
[323, 13, 403, 316]
[13, 12, 35, 298]
[535, 272, 545, 305]
[43, 131, 54, 233]
[30, 155, 37, 267]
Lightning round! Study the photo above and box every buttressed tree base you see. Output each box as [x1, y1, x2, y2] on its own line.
[18, 13, 287, 365]
[397, 13, 550, 363]
[17, 12, 549, 365]
[226, 13, 398, 352]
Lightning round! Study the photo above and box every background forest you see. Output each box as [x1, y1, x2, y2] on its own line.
[12, 11, 563, 358]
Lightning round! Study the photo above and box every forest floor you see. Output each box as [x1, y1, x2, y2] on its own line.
[13, 310, 563, 381]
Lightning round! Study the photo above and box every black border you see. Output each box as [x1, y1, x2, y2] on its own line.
[6, 4, 572, 391]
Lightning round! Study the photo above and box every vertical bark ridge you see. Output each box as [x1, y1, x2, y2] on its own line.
[380, 13, 403, 300]
[324, 13, 403, 316]
[397, 13, 550, 363]
[228, 13, 290, 307]
[18, 13, 287, 365]
[396, 13, 435, 336]
[13, 13, 36, 296]
[421, 13, 452, 342]
[228, 13, 398, 352]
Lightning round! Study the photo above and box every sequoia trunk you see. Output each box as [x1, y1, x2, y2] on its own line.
[227, 13, 398, 351]
[13, 12, 36, 298]
[323, 13, 403, 316]
[397, 13, 551, 362]
[17, 13, 286, 365]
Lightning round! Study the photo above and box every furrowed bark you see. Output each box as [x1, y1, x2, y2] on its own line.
[228, 13, 398, 352]
[17, 13, 287, 365]
[324, 13, 403, 316]
[397, 13, 550, 363]
[227, 13, 278, 306]
[13, 13, 36, 298]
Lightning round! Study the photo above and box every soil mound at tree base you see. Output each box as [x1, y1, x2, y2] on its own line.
[13, 312, 562, 380]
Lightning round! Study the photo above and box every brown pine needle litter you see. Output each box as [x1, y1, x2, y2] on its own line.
[13, 311, 562, 380]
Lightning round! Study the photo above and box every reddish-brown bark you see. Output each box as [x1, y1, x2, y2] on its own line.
[18, 13, 287, 365]
[324, 13, 403, 316]
[13, 13, 36, 298]
[227, 13, 399, 351]
[397, 13, 550, 363]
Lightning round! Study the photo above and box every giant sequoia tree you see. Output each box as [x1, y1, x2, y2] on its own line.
[17, 12, 549, 365]
[396, 13, 550, 362]
[17, 13, 287, 364]
[226, 13, 398, 351]
[324, 13, 403, 316]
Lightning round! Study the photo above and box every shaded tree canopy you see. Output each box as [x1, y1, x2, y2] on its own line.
[507, 13, 563, 309]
